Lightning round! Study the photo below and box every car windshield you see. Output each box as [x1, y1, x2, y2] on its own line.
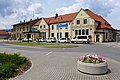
[61, 38, 66, 40]
[78, 36, 87, 39]
[48, 37, 55, 40]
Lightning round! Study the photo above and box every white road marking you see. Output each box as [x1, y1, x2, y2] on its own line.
[46, 51, 52, 55]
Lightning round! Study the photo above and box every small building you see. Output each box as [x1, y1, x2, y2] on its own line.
[0, 30, 9, 39]
[12, 18, 41, 40]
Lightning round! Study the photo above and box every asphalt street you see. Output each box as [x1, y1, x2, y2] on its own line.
[0, 42, 120, 80]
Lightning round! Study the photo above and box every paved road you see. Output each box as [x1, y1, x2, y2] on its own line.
[0, 42, 120, 80]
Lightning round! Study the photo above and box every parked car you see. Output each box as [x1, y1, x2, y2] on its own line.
[58, 38, 70, 43]
[46, 37, 56, 43]
[22, 38, 33, 42]
[71, 35, 92, 44]
[36, 38, 46, 42]
[8, 37, 16, 40]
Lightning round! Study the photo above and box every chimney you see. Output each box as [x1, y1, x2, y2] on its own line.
[55, 13, 58, 19]
[24, 20, 25, 22]
[30, 18, 32, 21]
[37, 17, 39, 19]
[20, 21, 22, 23]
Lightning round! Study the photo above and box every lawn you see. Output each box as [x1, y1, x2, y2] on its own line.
[7, 42, 78, 48]
[0, 53, 31, 80]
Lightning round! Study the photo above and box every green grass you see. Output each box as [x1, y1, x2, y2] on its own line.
[7, 41, 52, 46]
[43, 44, 78, 48]
[0, 53, 29, 79]
[7, 42, 78, 48]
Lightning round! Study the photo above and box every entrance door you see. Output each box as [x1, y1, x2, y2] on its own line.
[96, 35, 100, 42]
[65, 32, 68, 38]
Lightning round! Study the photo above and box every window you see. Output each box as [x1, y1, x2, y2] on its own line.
[60, 32, 62, 38]
[79, 30, 81, 35]
[65, 32, 68, 38]
[57, 33, 58, 38]
[106, 33, 108, 39]
[23, 27, 25, 31]
[82, 29, 85, 35]
[40, 26, 42, 28]
[20, 28, 21, 31]
[20, 34, 22, 38]
[57, 33, 62, 38]
[86, 29, 89, 35]
[52, 25, 54, 30]
[44, 32, 46, 39]
[51, 33, 54, 37]
[14, 28, 16, 32]
[76, 20, 80, 24]
[75, 30, 78, 35]
[26, 27, 28, 31]
[110, 33, 111, 39]
[84, 19, 87, 24]
[17, 28, 19, 31]
[44, 25, 46, 28]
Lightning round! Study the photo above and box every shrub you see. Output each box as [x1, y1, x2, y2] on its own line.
[0, 53, 29, 79]
[0, 63, 17, 78]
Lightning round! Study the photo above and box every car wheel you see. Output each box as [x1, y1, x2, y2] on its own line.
[71, 41, 74, 44]
[83, 41, 86, 44]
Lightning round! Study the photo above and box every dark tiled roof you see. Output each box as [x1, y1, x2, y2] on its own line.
[0, 30, 8, 35]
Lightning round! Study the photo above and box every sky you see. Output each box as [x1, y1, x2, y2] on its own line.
[0, 0, 120, 29]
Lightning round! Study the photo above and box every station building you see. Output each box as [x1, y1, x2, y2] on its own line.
[12, 8, 116, 42]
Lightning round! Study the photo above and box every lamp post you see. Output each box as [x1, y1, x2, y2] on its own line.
[55, 13, 60, 44]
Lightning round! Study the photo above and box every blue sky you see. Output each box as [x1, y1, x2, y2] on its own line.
[0, 0, 120, 29]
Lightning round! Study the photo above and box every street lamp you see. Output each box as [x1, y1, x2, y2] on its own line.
[55, 13, 60, 43]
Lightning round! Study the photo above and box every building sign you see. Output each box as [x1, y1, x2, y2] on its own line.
[32, 27, 38, 31]
[57, 24, 68, 28]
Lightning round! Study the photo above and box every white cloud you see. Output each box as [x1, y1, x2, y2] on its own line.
[56, 3, 81, 15]
[0, 0, 43, 29]
[28, 3, 42, 12]
[56, 0, 118, 17]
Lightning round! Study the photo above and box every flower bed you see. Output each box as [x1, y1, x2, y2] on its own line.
[77, 54, 108, 74]
[80, 54, 106, 64]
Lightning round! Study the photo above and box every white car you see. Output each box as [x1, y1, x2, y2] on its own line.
[58, 38, 70, 43]
[36, 39, 46, 42]
[46, 37, 56, 43]
[22, 38, 33, 42]
[71, 35, 92, 44]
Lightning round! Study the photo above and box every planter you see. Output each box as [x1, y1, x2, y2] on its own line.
[77, 60, 108, 74]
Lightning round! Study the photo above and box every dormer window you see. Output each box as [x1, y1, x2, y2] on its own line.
[84, 19, 87, 24]
[40, 26, 42, 28]
[76, 20, 80, 24]
[44, 25, 46, 28]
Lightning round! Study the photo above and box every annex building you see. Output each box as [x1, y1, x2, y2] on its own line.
[12, 8, 116, 42]
[0, 30, 9, 39]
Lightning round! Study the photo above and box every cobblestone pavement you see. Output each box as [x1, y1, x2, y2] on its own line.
[10, 52, 120, 80]
[0, 43, 120, 80]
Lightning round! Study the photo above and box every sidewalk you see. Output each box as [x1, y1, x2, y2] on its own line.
[101, 42, 120, 48]
[0, 39, 8, 42]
